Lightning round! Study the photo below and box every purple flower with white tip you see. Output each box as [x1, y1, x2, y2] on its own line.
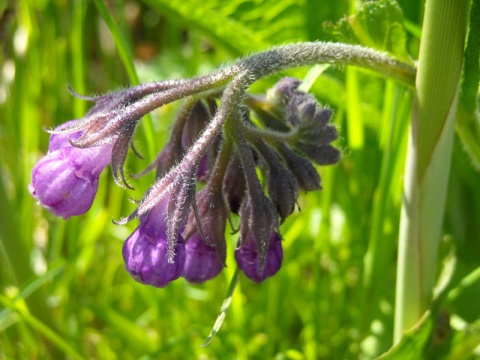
[122, 199, 185, 287]
[235, 230, 283, 283]
[183, 232, 224, 284]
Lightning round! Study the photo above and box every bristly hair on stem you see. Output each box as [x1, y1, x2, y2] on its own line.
[34, 41, 416, 283]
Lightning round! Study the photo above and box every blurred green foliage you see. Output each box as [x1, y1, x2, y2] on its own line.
[0, 0, 479, 359]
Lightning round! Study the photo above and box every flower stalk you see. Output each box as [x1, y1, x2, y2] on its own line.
[393, 0, 469, 343]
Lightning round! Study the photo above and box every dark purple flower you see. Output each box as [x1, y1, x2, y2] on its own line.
[235, 230, 283, 283]
[195, 154, 209, 181]
[183, 232, 224, 284]
[154, 142, 184, 179]
[223, 155, 246, 214]
[122, 199, 185, 287]
[29, 123, 113, 219]
[181, 187, 227, 284]
[181, 100, 212, 151]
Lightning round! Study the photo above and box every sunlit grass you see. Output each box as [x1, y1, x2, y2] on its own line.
[1, 1, 479, 359]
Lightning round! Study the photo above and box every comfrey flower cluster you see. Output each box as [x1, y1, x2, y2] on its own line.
[30, 42, 416, 286]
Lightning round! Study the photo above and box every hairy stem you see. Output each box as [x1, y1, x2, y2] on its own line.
[238, 42, 415, 86]
[122, 41, 415, 222]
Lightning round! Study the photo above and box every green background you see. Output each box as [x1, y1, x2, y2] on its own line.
[1, 0, 479, 359]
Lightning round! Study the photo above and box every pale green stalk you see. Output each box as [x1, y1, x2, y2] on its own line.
[394, 0, 469, 343]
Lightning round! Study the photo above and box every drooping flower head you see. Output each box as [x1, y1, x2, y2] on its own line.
[31, 73, 341, 287]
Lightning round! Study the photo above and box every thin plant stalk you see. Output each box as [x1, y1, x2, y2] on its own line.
[394, 0, 469, 343]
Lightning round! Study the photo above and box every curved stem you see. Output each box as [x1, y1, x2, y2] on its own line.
[123, 73, 250, 221]
[237, 42, 416, 86]
[122, 42, 415, 221]
[240, 121, 300, 144]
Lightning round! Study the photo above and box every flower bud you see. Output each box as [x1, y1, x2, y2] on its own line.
[268, 77, 302, 108]
[267, 163, 298, 223]
[223, 155, 246, 214]
[196, 154, 209, 181]
[122, 199, 185, 287]
[179, 100, 218, 182]
[276, 87, 340, 166]
[181, 100, 212, 150]
[298, 116, 338, 145]
[155, 142, 184, 179]
[277, 144, 321, 191]
[29, 138, 113, 219]
[183, 232, 224, 284]
[238, 195, 278, 272]
[235, 230, 283, 283]
[254, 140, 298, 222]
[48, 120, 83, 152]
[296, 143, 341, 165]
[269, 77, 313, 127]
[183, 187, 227, 259]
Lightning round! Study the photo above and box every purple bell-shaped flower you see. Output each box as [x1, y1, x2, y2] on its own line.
[29, 121, 113, 219]
[183, 232, 224, 284]
[122, 199, 185, 287]
[235, 230, 283, 283]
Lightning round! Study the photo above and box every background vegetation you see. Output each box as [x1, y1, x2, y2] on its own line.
[0, 0, 479, 359]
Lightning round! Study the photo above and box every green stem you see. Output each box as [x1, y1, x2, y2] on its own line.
[394, 0, 469, 343]
[240, 121, 300, 144]
[239, 42, 416, 86]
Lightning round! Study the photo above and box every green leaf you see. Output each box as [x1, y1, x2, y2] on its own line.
[141, 0, 307, 55]
[220, 0, 306, 44]
[456, 0, 480, 171]
[323, 0, 411, 62]
[460, 0, 480, 113]
[202, 267, 240, 347]
[89, 304, 157, 353]
[380, 251, 480, 359]
[0, 295, 85, 360]
[378, 308, 480, 360]
[141, 0, 267, 54]
[376, 310, 434, 359]
[443, 319, 480, 360]
[447, 266, 480, 323]
[377, 247, 455, 359]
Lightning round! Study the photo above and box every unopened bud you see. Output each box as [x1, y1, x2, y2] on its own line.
[278, 144, 321, 191]
[183, 232, 224, 284]
[122, 198, 185, 287]
[235, 230, 283, 283]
